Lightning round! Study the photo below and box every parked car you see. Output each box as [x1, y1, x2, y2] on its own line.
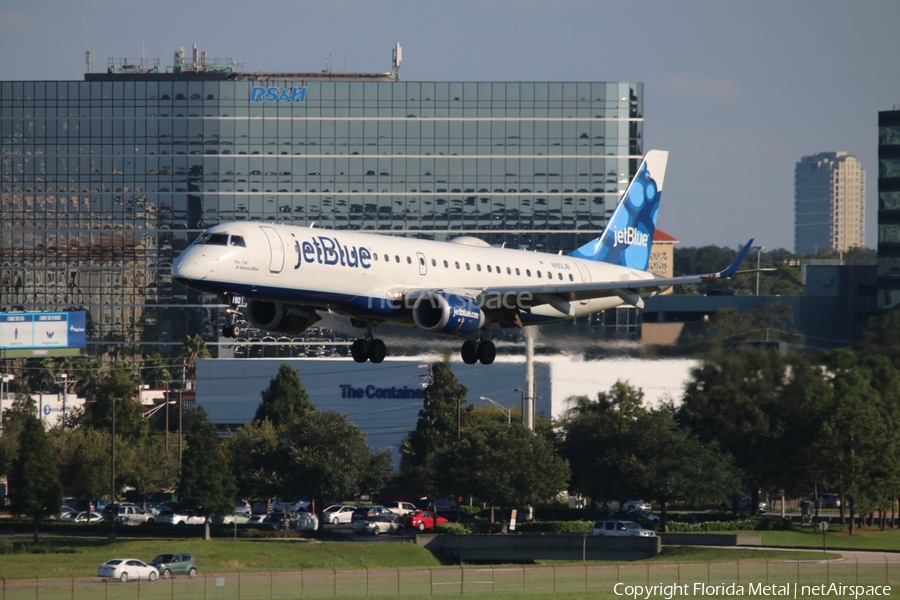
[98, 558, 159, 582]
[351, 506, 395, 521]
[102, 503, 154, 524]
[592, 519, 656, 537]
[812, 493, 844, 509]
[272, 498, 310, 513]
[321, 505, 356, 525]
[720, 494, 770, 513]
[381, 501, 417, 516]
[600, 500, 651, 511]
[73, 511, 104, 523]
[352, 515, 405, 536]
[214, 511, 251, 525]
[148, 554, 197, 578]
[399, 510, 449, 531]
[156, 509, 205, 525]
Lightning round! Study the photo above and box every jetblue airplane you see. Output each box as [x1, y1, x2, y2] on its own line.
[172, 150, 753, 365]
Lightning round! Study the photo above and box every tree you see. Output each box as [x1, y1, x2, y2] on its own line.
[178, 407, 238, 540]
[628, 408, 739, 531]
[55, 427, 110, 505]
[253, 363, 315, 426]
[279, 411, 393, 513]
[444, 417, 569, 529]
[398, 359, 471, 497]
[83, 368, 147, 443]
[180, 334, 211, 392]
[555, 382, 648, 511]
[0, 394, 38, 478]
[226, 420, 283, 502]
[8, 413, 63, 542]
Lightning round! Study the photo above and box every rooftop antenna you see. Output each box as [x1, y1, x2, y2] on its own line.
[391, 42, 402, 75]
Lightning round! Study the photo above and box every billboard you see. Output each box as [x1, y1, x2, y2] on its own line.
[0, 311, 86, 355]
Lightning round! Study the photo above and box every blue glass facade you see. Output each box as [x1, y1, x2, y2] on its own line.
[1, 73, 643, 351]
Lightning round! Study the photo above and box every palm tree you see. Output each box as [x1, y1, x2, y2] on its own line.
[180, 335, 210, 392]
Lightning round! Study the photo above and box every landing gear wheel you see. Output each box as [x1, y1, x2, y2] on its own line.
[477, 340, 496, 365]
[461, 340, 479, 364]
[350, 339, 369, 363]
[222, 324, 234, 338]
[367, 339, 386, 364]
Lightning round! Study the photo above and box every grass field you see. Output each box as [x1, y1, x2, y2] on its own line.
[0, 525, 898, 600]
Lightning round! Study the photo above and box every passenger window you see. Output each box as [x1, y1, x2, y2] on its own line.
[477, 264, 482, 272]
[466, 263, 471, 270]
[496, 265, 501, 273]
[407, 256, 412, 264]
[384, 254, 389, 262]
[444, 260, 449, 268]
[547, 271, 551, 279]
[516, 268, 521, 276]
[605, 522, 614, 531]
[431, 258, 436, 266]
[486, 265, 492, 273]
[373, 253, 378, 261]
[537, 271, 542, 278]
[526, 269, 531, 276]
[569, 273, 573, 281]
[395, 255, 400, 263]
[455, 261, 460, 269]
[506, 267, 511, 275]
[558, 273, 563, 280]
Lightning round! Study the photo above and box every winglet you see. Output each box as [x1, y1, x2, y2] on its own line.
[705, 239, 755, 280]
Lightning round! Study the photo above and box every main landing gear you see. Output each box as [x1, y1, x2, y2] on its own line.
[350, 337, 386, 364]
[461, 339, 496, 365]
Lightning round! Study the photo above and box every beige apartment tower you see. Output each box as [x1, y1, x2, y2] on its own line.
[794, 152, 865, 256]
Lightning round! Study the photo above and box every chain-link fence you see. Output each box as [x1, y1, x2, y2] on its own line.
[1, 558, 897, 600]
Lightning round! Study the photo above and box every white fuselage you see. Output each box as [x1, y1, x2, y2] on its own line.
[172, 221, 659, 329]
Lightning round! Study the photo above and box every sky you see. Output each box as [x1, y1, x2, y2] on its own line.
[1, 0, 898, 252]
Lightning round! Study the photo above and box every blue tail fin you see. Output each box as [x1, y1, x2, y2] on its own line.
[570, 150, 668, 270]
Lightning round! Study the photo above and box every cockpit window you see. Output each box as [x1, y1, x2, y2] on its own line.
[230, 236, 246, 247]
[197, 233, 229, 246]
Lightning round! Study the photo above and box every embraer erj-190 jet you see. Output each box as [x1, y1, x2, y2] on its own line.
[172, 150, 753, 365]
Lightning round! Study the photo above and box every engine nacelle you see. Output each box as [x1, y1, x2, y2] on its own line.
[246, 300, 321, 335]
[412, 292, 485, 337]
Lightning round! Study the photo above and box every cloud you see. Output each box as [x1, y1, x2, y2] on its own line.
[663, 71, 747, 107]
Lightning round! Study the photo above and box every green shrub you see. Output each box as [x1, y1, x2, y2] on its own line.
[435, 523, 469, 535]
[516, 521, 593, 534]
[0, 540, 12, 555]
[665, 516, 792, 533]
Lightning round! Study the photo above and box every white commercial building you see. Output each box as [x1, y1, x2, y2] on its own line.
[196, 356, 697, 464]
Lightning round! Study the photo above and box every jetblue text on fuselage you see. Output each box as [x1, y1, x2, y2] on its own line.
[249, 86, 307, 103]
[612, 227, 649, 248]
[293, 235, 372, 270]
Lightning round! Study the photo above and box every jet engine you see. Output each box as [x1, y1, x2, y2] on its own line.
[246, 300, 321, 334]
[412, 292, 485, 337]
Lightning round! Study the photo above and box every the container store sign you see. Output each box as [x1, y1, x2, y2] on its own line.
[250, 86, 307, 103]
[0, 311, 86, 349]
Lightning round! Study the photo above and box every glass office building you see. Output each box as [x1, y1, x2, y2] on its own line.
[878, 107, 900, 310]
[0, 51, 644, 353]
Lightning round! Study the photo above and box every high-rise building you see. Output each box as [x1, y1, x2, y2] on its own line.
[877, 107, 900, 310]
[0, 45, 645, 354]
[794, 152, 866, 256]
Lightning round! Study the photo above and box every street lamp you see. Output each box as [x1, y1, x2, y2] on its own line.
[478, 396, 512, 425]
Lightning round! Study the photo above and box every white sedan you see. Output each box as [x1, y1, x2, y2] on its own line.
[98, 558, 159, 582]
[156, 510, 205, 525]
[321, 505, 355, 525]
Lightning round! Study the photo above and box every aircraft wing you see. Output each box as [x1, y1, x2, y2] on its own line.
[452, 239, 755, 315]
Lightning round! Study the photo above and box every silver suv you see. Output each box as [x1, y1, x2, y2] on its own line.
[592, 519, 656, 537]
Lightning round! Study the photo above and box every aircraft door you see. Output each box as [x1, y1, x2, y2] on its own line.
[575, 261, 591, 305]
[417, 252, 427, 276]
[260, 226, 285, 273]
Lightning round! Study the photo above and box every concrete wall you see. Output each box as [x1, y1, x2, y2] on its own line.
[417, 533, 660, 562]
[659, 533, 761, 546]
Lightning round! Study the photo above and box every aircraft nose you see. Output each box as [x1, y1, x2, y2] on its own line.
[171, 255, 207, 285]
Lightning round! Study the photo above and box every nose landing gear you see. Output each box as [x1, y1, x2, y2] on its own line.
[461, 339, 495, 365]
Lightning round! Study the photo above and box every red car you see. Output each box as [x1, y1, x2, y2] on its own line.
[399, 510, 449, 531]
